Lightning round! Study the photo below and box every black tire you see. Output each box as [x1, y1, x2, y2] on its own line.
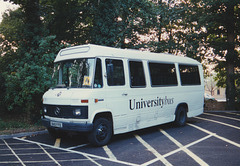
[174, 106, 187, 127]
[88, 118, 112, 146]
[47, 128, 64, 138]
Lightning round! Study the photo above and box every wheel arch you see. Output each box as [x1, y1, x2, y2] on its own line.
[92, 111, 114, 135]
[175, 103, 188, 116]
[93, 111, 113, 123]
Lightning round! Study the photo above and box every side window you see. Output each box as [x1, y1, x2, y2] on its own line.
[179, 65, 201, 85]
[105, 59, 125, 86]
[94, 58, 103, 88]
[149, 62, 177, 86]
[129, 61, 146, 87]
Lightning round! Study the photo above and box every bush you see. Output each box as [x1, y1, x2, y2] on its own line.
[0, 36, 65, 122]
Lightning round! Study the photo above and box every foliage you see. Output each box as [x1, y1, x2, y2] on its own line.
[152, 0, 240, 109]
[0, 8, 24, 115]
[40, 0, 89, 44]
[188, 0, 240, 109]
[88, 0, 157, 48]
[1, 0, 240, 123]
[145, 0, 207, 64]
[150, 0, 239, 109]
[0, 0, 66, 121]
[1, 36, 64, 121]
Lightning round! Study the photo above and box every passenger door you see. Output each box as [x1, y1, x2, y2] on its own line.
[127, 60, 154, 129]
[104, 58, 130, 134]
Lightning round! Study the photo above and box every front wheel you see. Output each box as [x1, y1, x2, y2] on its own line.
[88, 118, 112, 146]
[174, 106, 187, 127]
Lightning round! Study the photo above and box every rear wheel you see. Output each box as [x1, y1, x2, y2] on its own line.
[88, 118, 112, 146]
[174, 106, 187, 127]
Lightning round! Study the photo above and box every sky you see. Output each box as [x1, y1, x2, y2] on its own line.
[0, 0, 19, 22]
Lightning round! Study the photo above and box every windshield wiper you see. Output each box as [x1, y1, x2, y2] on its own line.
[54, 84, 67, 88]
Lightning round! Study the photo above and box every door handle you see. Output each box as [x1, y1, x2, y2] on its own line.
[122, 93, 128, 96]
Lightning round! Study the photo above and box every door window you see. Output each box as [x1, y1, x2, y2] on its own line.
[129, 61, 146, 87]
[105, 59, 125, 86]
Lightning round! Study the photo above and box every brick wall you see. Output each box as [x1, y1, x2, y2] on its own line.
[204, 100, 226, 111]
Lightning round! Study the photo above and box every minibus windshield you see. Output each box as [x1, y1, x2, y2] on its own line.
[51, 58, 95, 88]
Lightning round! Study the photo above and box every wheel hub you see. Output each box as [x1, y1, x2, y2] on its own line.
[97, 124, 107, 140]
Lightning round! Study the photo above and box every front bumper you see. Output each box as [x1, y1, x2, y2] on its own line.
[42, 117, 93, 132]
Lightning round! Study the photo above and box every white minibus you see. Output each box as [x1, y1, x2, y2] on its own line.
[42, 44, 204, 146]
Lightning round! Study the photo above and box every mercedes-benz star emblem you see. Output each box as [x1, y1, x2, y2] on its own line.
[57, 92, 62, 97]
[54, 107, 61, 116]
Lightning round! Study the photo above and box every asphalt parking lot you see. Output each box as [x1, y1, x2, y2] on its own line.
[1, 111, 240, 166]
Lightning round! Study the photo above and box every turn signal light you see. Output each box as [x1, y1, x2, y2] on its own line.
[81, 99, 88, 103]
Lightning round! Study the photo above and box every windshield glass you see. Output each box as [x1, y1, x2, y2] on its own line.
[52, 58, 95, 88]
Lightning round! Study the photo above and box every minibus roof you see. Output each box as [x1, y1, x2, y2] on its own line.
[54, 44, 201, 65]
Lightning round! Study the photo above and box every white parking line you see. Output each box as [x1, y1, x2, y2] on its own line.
[2, 147, 49, 150]
[103, 145, 117, 160]
[135, 134, 173, 166]
[3, 139, 26, 166]
[52, 139, 101, 166]
[38, 144, 61, 166]
[203, 113, 240, 122]
[67, 143, 89, 150]
[13, 137, 139, 166]
[225, 112, 240, 116]
[0, 151, 71, 157]
[0, 161, 21, 164]
[160, 129, 209, 166]
[187, 123, 240, 148]
[163, 134, 213, 158]
[0, 142, 30, 146]
[195, 116, 240, 130]
[142, 135, 212, 166]
[0, 158, 101, 164]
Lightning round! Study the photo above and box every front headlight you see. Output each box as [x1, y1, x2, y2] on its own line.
[43, 107, 47, 113]
[73, 109, 82, 116]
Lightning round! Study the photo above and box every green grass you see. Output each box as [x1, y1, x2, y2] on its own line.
[0, 119, 28, 130]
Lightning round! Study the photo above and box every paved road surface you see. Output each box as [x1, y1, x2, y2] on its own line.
[1, 111, 240, 166]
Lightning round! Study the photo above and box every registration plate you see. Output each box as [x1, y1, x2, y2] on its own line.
[50, 121, 63, 128]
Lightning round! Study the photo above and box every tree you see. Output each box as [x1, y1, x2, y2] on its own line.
[0, 8, 25, 116]
[195, 0, 239, 109]
[169, 0, 240, 109]
[0, 0, 65, 121]
[150, 0, 185, 54]
[150, 0, 239, 109]
[205, 73, 218, 96]
[148, 0, 205, 64]
[40, 0, 89, 44]
[88, 0, 157, 48]
[2, 0, 238, 122]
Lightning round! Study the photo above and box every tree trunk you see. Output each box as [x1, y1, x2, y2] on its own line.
[225, 3, 236, 110]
